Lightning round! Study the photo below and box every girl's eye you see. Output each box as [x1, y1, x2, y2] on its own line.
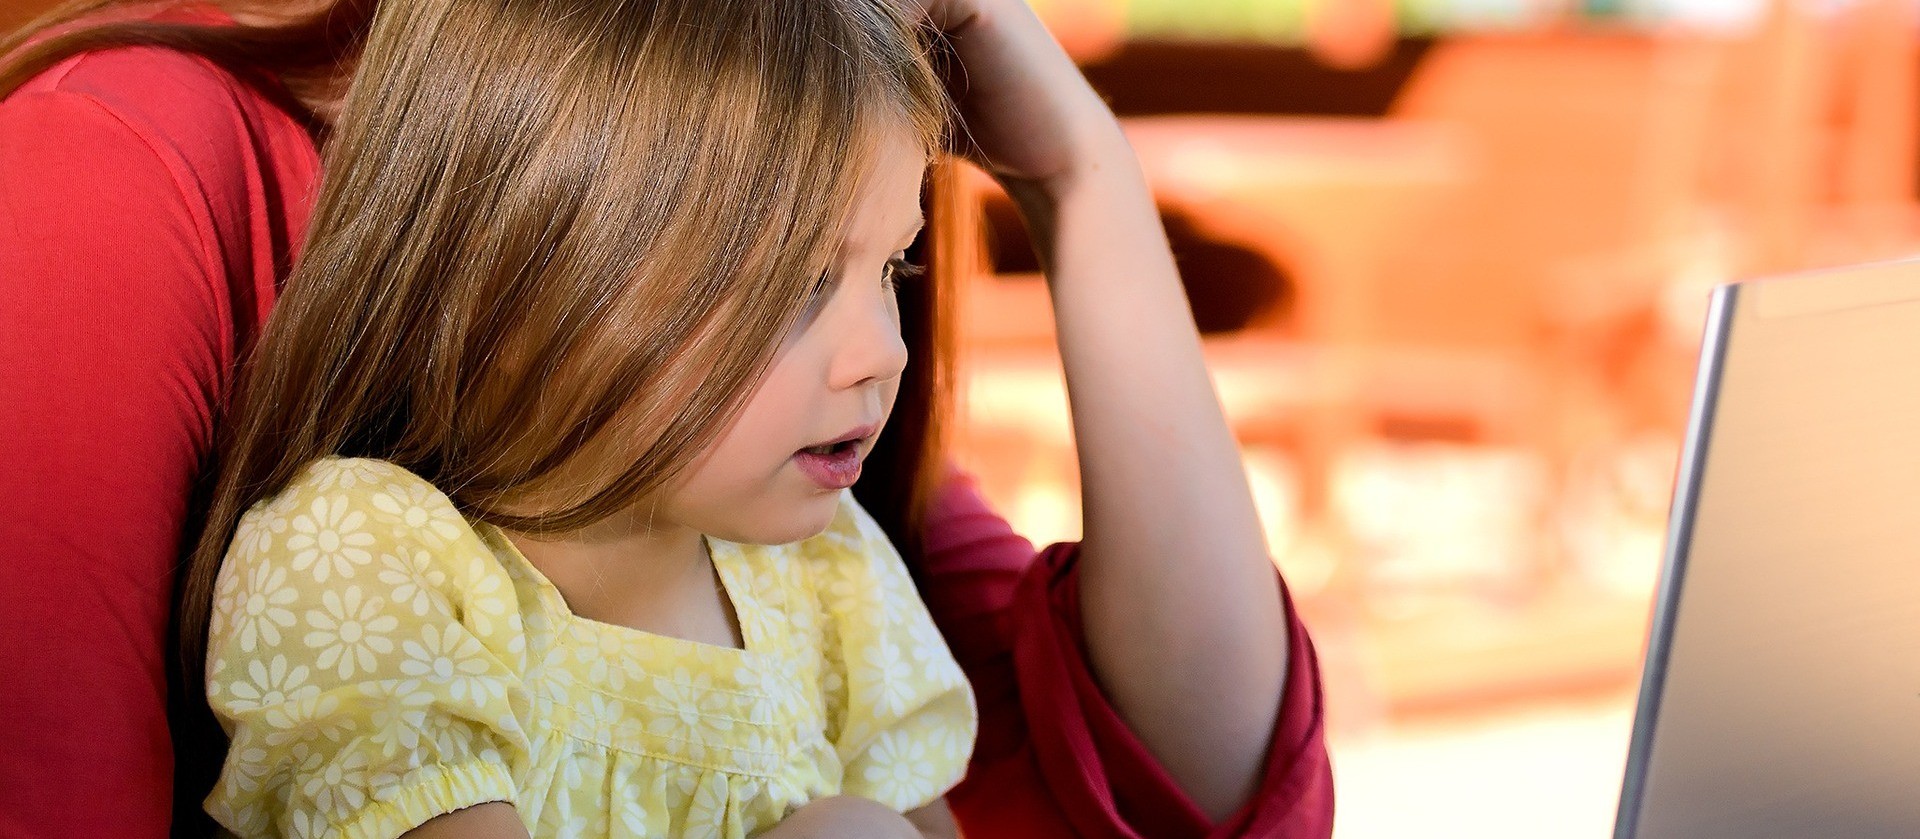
[806, 257, 923, 311]
[882, 256, 925, 292]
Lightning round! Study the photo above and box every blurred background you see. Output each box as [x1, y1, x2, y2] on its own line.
[8, 0, 1915, 835]
[939, 0, 1920, 836]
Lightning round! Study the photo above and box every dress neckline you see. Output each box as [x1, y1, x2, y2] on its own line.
[478, 524, 765, 661]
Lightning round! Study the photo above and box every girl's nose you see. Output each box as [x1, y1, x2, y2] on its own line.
[828, 291, 909, 391]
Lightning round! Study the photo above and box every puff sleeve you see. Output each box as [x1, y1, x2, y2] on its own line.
[203, 459, 534, 839]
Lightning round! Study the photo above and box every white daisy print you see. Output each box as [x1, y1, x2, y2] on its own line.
[461, 554, 512, 637]
[377, 549, 449, 618]
[363, 679, 432, 760]
[824, 571, 882, 619]
[221, 797, 271, 838]
[648, 681, 725, 760]
[304, 586, 398, 679]
[222, 745, 274, 796]
[287, 495, 375, 582]
[310, 458, 388, 494]
[400, 623, 499, 704]
[293, 747, 400, 826]
[422, 716, 514, 765]
[618, 798, 652, 835]
[576, 630, 631, 691]
[858, 639, 914, 716]
[538, 786, 586, 837]
[816, 520, 863, 554]
[224, 654, 316, 712]
[860, 729, 937, 807]
[673, 773, 732, 839]
[206, 656, 227, 701]
[370, 480, 466, 545]
[555, 741, 587, 792]
[261, 692, 347, 750]
[232, 503, 289, 558]
[726, 662, 768, 703]
[230, 562, 299, 654]
[298, 748, 372, 823]
[288, 807, 325, 839]
[579, 689, 619, 724]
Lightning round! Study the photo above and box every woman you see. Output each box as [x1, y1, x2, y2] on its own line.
[0, 0, 1332, 836]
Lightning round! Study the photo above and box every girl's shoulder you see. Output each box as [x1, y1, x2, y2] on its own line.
[214, 457, 528, 677]
[233, 457, 492, 581]
[268, 456, 457, 514]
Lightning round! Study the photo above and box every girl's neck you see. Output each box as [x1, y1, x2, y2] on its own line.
[505, 518, 745, 650]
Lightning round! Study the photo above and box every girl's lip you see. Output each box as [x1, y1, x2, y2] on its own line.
[793, 445, 862, 489]
[800, 420, 880, 452]
[792, 420, 879, 490]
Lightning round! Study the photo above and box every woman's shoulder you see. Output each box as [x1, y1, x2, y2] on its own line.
[13, 36, 231, 99]
[11, 42, 286, 138]
[10, 4, 258, 106]
[2, 24, 317, 207]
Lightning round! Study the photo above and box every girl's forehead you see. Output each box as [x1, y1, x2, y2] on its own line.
[839, 129, 929, 252]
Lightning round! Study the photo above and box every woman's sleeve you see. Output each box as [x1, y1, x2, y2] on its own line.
[920, 465, 1335, 839]
[815, 493, 978, 813]
[0, 89, 232, 839]
[203, 461, 531, 839]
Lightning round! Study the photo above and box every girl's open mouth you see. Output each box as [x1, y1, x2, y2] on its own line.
[799, 439, 856, 456]
[794, 440, 861, 489]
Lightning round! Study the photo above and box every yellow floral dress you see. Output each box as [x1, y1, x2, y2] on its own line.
[203, 457, 976, 839]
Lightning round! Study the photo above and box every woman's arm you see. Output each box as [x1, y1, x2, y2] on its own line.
[0, 84, 235, 839]
[918, 0, 1287, 820]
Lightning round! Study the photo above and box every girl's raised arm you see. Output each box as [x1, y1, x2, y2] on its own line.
[915, 0, 1289, 821]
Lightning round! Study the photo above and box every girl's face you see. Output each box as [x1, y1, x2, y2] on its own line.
[654, 122, 928, 544]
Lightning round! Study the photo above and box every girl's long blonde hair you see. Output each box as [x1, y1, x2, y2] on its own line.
[6, 1, 965, 834]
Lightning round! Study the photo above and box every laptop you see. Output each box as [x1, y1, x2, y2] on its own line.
[1614, 258, 1920, 838]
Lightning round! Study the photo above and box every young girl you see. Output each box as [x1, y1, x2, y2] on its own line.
[182, 0, 975, 835]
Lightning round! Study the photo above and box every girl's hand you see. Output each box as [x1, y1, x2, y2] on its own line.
[904, 0, 1127, 193]
[758, 795, 934, 839]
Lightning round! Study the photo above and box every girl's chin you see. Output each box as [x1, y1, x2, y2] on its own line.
[722, 495, 840, 546]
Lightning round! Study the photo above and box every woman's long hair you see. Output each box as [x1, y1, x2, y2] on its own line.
[1, 0, 374, 125]
[5, 1, 964, 834]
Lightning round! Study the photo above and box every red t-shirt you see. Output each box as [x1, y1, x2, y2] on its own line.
[0, 31, 1332, 839]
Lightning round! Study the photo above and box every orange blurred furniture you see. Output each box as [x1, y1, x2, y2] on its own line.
[950, 2, 1920, 717]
